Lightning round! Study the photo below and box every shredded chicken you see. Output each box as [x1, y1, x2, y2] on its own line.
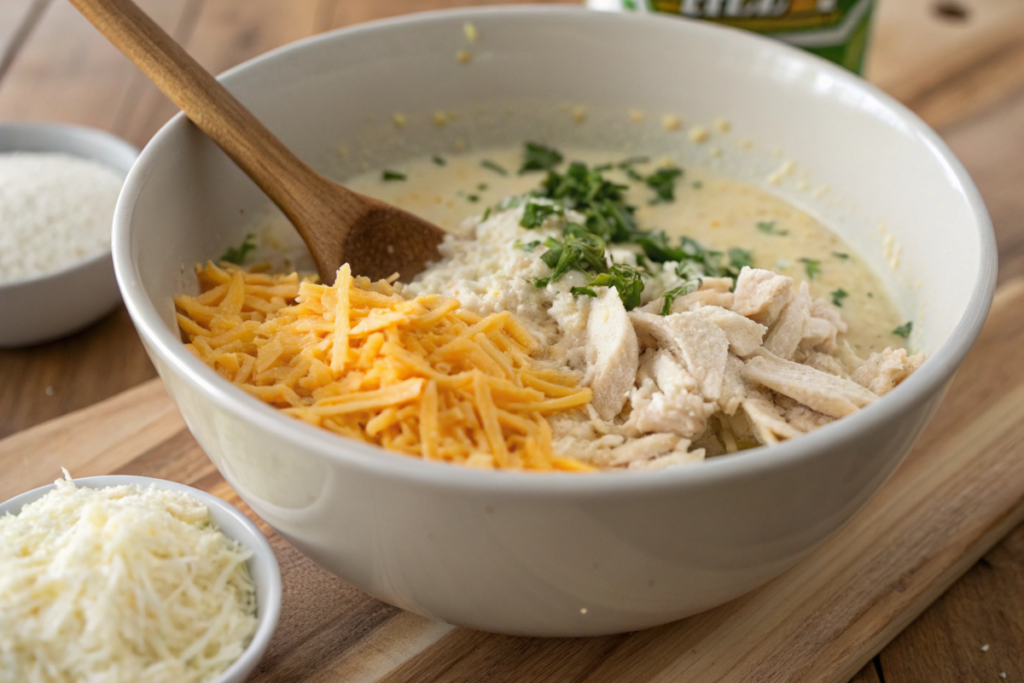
[555, 270, 923, 469]
[851, 348, 925, 395]
[732, 267, 794, 326]
[742, 350, 878, 418]
[629, 310, 729, 400]
[584, 287, 639, 420]
[762, 281, 811, 359]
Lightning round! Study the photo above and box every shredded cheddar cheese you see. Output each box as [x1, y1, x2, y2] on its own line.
[175, 262, 594, 471]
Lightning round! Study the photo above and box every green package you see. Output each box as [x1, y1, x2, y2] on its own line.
[587, 0, 875, 74]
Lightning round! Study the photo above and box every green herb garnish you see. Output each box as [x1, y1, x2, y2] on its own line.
[219, 234, 256, 265]
[691, 180, 703, 189]
[629, 231, 747, 280]
[893, 321, 913, 338]
[645, 166, 683, 204]
[481, 159, 508, 176]
[757, 221, 789, 236]
[520, 200, 564, 229]
[466, 194, 480, 202]
[800, 257, 822, 279]
[535, 161, 637, 242]
[536, 224, 608, 285]
[432, 155, 446, 166]
[477, 183, 488, 191]
[521, 240, 542, 252]
[519, 142, 564, 174]
[832, 251, 850, 260]
[382, 170, 406, 181]
[660, 279, 702, 315]
[831, 288, 848, 307]
[728, 248, 754, 273]
[617, 157, 649, 181]
[518, 154, 755, 309]
[571, 264, 646, 311]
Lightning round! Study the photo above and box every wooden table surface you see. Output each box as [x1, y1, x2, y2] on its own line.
[1, 0, 1022, 680]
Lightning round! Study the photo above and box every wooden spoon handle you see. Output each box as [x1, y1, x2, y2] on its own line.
[68, 0, 344, 242]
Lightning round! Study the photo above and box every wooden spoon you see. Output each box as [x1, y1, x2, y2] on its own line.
[69, 0, 445, 284]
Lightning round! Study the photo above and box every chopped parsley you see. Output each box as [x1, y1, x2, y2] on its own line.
[893, 321, 913, 338]
[382, 169, 406, 181]
[831, 288, 849, 307]
[534, 224, 608, 287]
[660, 279, 701, 315]
[691, 180, 703, 189]
[605, 156, 649, 181]
[466, 194, 480, 203]
[219, 234, 256, 265]
[757, 221, 789, 236]
[630, 231, 749, 280]
[477, 183, 488, 191]
[480, 159, 508, 176]
[535, 160, 637, 242]
[520, 200, 563, 229]
[571, 265, 645, 311]
[520, 240, 541, 252]
[728, 248, 754, 273]
[519, 142, 564, 174]
[832, 251, 850, 260]
[432, 155, 446, 166]
[511, 148, 756, 309]
[800, 257, 822, 279]
[645, 166, 683, 204]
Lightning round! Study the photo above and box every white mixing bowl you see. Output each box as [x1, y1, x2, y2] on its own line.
[112, 7, 996, 636]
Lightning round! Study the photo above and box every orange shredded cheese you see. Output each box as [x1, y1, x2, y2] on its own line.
[175, 262, 594, 471]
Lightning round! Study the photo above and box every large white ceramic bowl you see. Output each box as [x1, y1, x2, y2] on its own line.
[0, 123, 137, 347]
[113, 7, 996, 636]
[0, 475, 281, 681]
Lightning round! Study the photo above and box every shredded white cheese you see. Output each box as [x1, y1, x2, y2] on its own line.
[0, 472, 258, 683]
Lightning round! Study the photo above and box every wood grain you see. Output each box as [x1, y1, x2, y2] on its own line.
[0, 0, 48, 83]
[869, 0, 1024, 131]
[3, 279, 1023, 682]
[0, 308, 156, 440]
[116, 0, 318, 146]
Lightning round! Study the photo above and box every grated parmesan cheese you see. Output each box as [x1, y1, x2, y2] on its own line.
[0, 153, 124, 284]
[0, 472, 258, 683]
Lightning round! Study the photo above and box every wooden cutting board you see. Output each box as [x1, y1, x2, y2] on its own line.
[4, 279, 1024, 683]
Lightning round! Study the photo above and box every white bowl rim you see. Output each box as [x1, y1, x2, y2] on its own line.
[0, 121, 138, 290]
[113, 5, 998, 495]
[0, 474, 282, 683]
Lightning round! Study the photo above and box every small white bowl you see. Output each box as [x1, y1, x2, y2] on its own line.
[0, 123, 138, 347]
[0, 475, 282, 683]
